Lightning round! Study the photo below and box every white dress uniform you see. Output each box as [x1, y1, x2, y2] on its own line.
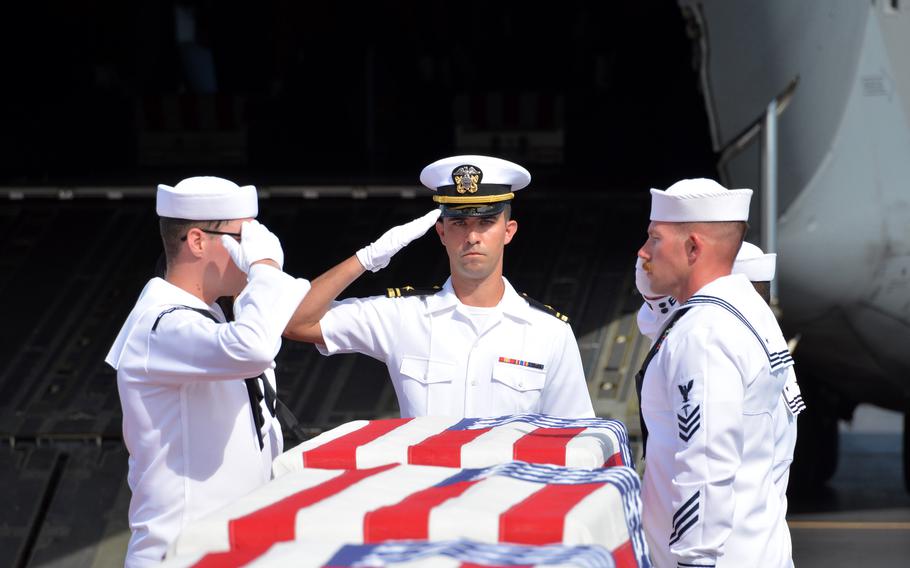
[105, 265, 308, 567]
[317, 276, 595, 419]
[639, 297, 802, 516]
[639, 274, 794, 568]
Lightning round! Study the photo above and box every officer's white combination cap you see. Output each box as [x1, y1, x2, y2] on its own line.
[420, 155, 530, 217]
[649, 178, 752, 222]
[156, 176, 258, 220]
[733, 241, 776, 281]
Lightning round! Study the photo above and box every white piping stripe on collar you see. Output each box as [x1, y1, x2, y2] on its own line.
[684, 295, 793, 371]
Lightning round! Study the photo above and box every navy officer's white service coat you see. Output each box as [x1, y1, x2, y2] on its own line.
[640, 274, 794, 568]
[105, 264, 309, 568]
[317, 277, 594, 418]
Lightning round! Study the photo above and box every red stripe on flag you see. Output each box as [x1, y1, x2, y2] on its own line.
[407, 427, 492, 467]
[499, 482, 603, 544]
[605, 451, 624, 468]
[363, 479, 480, 542]
[512, 427, 586, 466]
[224, 464, 396, 553]
[302, 419, 411, 469]
[612, 540, 637, 568]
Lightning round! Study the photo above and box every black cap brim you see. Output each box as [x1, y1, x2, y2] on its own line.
[439, 201, 509, 218]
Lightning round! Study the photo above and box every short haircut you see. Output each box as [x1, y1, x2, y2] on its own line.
[679, 221, 748, 242]
[677, 221, 748, 262]
[752, 281, 771, 305]
[159, 217, 227, 265]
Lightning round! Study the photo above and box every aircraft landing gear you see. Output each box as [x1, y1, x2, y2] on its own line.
[791, 379, 839, 492]
[904, 408, 910, 493]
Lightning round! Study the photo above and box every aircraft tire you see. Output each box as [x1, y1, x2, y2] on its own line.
[904, 409, 910, 494]
[791, 379, 839, 491]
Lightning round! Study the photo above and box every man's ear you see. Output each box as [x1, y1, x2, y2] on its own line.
[184, 227, 207, 259]
[435, 218, 445, 244]
[504, 219, 518, 245]
[685, 232, 702, 265]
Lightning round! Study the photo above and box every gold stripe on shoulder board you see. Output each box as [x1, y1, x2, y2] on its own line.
[520, 292, 570, 323]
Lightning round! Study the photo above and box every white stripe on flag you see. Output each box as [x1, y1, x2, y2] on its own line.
[565, 427, 616, 468]
[296, 465, 454, 543]
[563, 484, 630, 550]
[242, 540, 343, 568]
[459, 422, 531, 467]
[272, 420, 370, 477]
[357, 416, 462, 468]
[428, 475, 541, 542]
[160, 552, 208, 567]
[374, 556, 462, 568]
[170, 469, 344, 557]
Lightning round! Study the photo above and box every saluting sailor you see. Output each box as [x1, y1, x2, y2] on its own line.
[285, 155, 594, 418]
[636, 179, 794, 567]
[635, 241, 804, 551]
[105, 177, 311, 567]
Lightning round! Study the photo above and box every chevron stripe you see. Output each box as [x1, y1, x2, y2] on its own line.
[787, 395, 806, 415]
[677, 405, 701, 442]
[679, 426, 700, 442]
[669, 491, 700, 546]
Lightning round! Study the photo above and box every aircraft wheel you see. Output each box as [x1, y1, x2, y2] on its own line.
[791, 380, 839, 491]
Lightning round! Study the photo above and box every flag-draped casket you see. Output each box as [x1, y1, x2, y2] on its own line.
[166, 462, 649, 567]
[273, 414, 633, 476]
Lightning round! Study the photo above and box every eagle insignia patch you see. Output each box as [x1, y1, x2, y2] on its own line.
[452, 165, 481, 194]
[677, 379, 700, 442]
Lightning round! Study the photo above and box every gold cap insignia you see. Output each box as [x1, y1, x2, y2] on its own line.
[452, 165, 481, 194]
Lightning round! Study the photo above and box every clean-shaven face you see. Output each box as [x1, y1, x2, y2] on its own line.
[209, 218, 252, 297]
[436, 213, 516, 281]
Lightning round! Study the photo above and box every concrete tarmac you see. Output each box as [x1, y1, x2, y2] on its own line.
[789, 408, 910, 567]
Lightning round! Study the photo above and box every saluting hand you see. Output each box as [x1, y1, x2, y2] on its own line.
[356, 208, 442, 272]
[222, 220, 285, 274]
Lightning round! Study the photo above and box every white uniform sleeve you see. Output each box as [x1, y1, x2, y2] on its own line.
[663, 325, 745, 566]
[636, 297, 677, 342]
[538, 322, 595, 418]
[146, 264, 310, 383]
[317, 295, 401, 363]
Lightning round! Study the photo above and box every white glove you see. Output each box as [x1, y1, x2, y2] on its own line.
[221, 220, 285, 274]
[356, 208, 441, 272]
[635, 257, 663, 299]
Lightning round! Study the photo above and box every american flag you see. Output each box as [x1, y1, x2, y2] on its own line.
[163, 539, 619, 567]
[168, 462, 650, 568]
[274, 414, 632, 476]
